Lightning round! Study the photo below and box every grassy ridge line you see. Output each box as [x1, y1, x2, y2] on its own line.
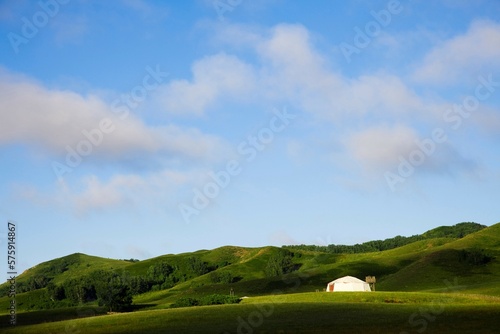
[283, 222, 487, 254]
[1, 292, 500, 334]
[1, 223, 499, 314]
[132, 227, 500, 306]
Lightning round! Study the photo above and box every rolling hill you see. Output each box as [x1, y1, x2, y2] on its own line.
[1, 221, 499, 315]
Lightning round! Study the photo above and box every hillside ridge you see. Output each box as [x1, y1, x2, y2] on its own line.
[1, 221, 498, 314]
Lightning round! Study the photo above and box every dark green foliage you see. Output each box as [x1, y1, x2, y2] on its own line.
[170, 297, 199, 308]
[145, 261, 178, 290]
[63, 277, 97, 304]
[216, 260, 231, 268]
[37, 257, 79, 278]
[47, 282, 66, 301]
[187, 256, 209, 276]
[170, 294, 240, 308]
[147, 261, 174, 283]
[424, 222, 487, 239]
[128, 276, 150, 295]
[209, 271, 234, 284]
[284, 235, 424, 254]
[458, 248, 493, 266]
[27, 275, 50, 291]
[15, 281, 29, 294]
[93, 270, 132, 312]
[199, 294, 240, 306]
[265, 249, 295, 277]
[284, 222, 487, 254]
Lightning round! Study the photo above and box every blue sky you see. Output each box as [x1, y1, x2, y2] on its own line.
[1, 0, 500, 273]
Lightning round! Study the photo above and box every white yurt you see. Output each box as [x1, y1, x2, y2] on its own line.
[326, 276, 371, 292]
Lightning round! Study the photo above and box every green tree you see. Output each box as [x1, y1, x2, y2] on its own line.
[129, 276, 150, 295]
[187, 257, 208, 276]
[94, 271, 132, 312]
[147, 261, 174, 284]
[265, 250, 294, 277]
[47, 282, 66, 301]
[210, 271, 234, 284]
[63, 277, 96, 304]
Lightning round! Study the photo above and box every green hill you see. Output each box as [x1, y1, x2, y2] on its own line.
[1, 222, 499, 316]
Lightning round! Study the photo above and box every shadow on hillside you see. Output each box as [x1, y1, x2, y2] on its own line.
[0, 306, 108, 328]
[0, 303, 158, 328]
[122, 303, 157, 312]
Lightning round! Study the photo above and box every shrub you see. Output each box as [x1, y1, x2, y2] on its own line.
[458, 248, 493, 266]
[170, 297, 199, 308]
[265, 249, 295, 277]
[209, 271, 234, 284]
[200, 294, 240, 306]
[170, 294, 240, 308]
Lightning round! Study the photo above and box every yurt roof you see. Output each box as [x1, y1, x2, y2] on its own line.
[328, 276, 366, 284]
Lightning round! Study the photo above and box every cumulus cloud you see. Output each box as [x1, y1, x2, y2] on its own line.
[413, 20, 500, 85]
[154, 53, 256, 115]
[346, 124, 480, 180]
[70, 167, 210, 214]
[155, 23, 433, 121]
[0, 70, 226, 164]
[253, 24, 428, 120]
[16, 167, 208, 215]
[73, 174, 143, 213]
[346, 124, 420, 172]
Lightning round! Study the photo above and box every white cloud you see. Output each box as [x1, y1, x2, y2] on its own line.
[153, 23, 438, 123]
[0, 70, 226, 164]
[73, 175, 135, 213]
[346, 124, 420, 173]
[252, 24, 428, 121]
[413, 20, 500, 85]
[69, 168, 210, 214]
[334, 74, 424, 117]
[16, 167, 209, 215]
[471, 106, 500, 134]
[345, 124, 479, 179]
[154, 52, 256, 115]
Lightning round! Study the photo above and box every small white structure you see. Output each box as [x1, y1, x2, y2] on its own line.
[326, 276, 371, 292]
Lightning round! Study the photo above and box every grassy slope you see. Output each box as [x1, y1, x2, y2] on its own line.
[131, 224, 500, 308]
[378, 223, 500, 293]
[14, 253, 131, 285]
[1, 223, 499, 316]
[0, 254, 132, 313]
[1, 292, 499, 334]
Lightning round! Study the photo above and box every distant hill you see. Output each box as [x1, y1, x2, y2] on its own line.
[283, 222, 487, 253]
[0, 222, 498, 314]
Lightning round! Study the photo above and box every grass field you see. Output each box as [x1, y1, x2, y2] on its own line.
[1, 291, 499, 333]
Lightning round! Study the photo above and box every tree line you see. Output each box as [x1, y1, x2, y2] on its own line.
[283, 222, 486, 254]
[1, 256, 226, 312]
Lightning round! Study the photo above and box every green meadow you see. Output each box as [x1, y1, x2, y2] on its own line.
[1, 292, 499, 334]
[1, 222, 499, 333]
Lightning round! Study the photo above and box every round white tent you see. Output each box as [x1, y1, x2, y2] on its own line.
[326, 276, 371, 292]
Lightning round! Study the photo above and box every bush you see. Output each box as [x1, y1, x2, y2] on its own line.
[265, 249, 295, 277]
[200, 294, 240, 306]
[94, 271, 132, 312]
[47, 282, 66, 301]
[170, 294, 240, 308]
[187, 257, 209, 276]
[458, 248, 493, 266]
[170, 297, 199, 308]
[209, 271, 234, 284]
